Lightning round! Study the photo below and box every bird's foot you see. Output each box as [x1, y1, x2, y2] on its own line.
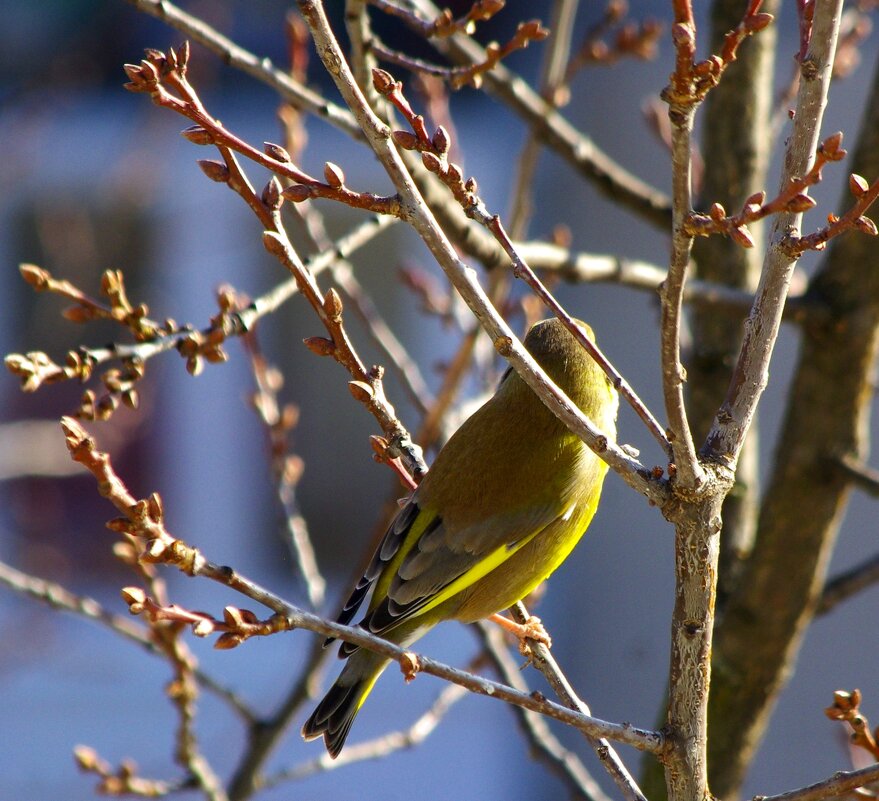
[488, 613, 552, 659]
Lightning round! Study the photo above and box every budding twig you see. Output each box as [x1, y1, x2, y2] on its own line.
[374, 66, 673, 461]
[60, 416, 666, 753]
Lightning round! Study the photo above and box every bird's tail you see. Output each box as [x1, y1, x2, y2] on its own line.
[301, 649, 388, 758]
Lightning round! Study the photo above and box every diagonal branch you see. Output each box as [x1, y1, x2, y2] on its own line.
[409, 0, 673, 230]
[60, 414, 666, 754]
[123, 0, 361, 138]
[296, 0, 667, 505]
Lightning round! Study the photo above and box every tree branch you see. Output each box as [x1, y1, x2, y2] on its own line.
[409, 0, 674, 230]
[296, 0, 667, 505]
[59, 415, 666, 755]
[707, 7, 878, 795]
[817, 552, 879, 615]
[702, 0, 844, 467]
[756, 762, 879, 801]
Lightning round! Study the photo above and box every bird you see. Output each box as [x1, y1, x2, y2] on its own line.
[302, 317, 619, 757]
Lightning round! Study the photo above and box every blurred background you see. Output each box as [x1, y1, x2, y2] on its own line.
[1, 1, 877, 799]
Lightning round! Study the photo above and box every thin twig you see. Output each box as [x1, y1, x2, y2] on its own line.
[122, 50, 428, 478]
[477, 623, 611, 801]
[410, 0, 673, 229]
[5, 216, 399, 408]
[660, 0, 704, 488]
[817, 553, 879, 614]
[227, 637, 328, 801]
[60, 415, 665, 754]
[296, 0, 666, 504]
[515, 241, 816, 322]
[507, 0, 580, 239]
[0, 559, 255, 723]
[509, 603, 648, 801]
[243, 334, 326, 610]
[835, 453, 879, 497]
[376, 72, 672, 460]
[489, 217, 673, 460]
[755, 762, 879, 801]
[123, 0, 361, 138]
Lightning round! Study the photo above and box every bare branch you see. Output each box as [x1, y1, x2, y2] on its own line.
[703, 0, 844, 468]
[509, 603, 649, 801]
[296, 0, 666, 504]
[835, 454, 879, 497]
[410, 0, 673, 229]
[59, 415, 665, 754]
[478, 623, 612, 801]
[756, 762, 879, 801]
[818, 553, 879, 615]
[123, 0, 361, 138]
[264, 680, 469, 784]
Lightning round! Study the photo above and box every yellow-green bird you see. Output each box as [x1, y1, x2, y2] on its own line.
[302, 317, 618, 757]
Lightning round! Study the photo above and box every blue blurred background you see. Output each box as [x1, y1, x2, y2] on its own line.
[1, 1, 877, 799]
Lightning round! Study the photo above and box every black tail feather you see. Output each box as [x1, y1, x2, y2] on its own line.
[301, 677, 366, 759]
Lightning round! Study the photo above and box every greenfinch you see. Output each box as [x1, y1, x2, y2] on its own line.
[302, 317, 618, 757]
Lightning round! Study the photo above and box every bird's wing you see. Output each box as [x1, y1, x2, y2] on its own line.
[344, 497, 568, 650]
[326, 499, 424, 644]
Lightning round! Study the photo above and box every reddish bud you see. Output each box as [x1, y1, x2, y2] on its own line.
[392, 130, 419, 150]
[372, 68, 396, 94]
[323, 161, 345, 188]
[432, 126, 451, 154]
[819, 132, 845, 159]
[121, 586, 147, 609]
[181, 125, 212, 145]
[121, 389, 139, 409]
[745, 12, 774, 32]
[261, 176, 283, 209]
[62, 306, 94, 324]
[323, 288, 343, 320]
[348, 380, 374, 402]
[178, 41, 190, 71]
[745, 190, 766, 207]
[264, 141, 291, 162]
[197, 159, 230, 183]
[19, 263, 50, 290]
[709, 202, 726, 221]
[849, 173, 870, 197]
[95, 393, 119, 420]
[421, 151, 442, 173]
[730, 225, 755, 248]
[671, 22, 695, 47]
[854, 216, 878, 236]
[186, 354, 204, 376]
[787, 193, 817, 213]
[282, 184, 312, 202]
[303, 336, 336, 356]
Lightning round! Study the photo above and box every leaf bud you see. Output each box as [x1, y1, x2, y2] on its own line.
[323, 161, 345, 188]
[392, 130, 419, 150]
[181, 125, 212, 145]
[264, 141, 291, 162]
[323, 287, 343, 320]
[348, 380, 374, 402]
[854, 216, 878, 236]
[849, 173, 869, 197]
[197, 159, 230, 183]
[19, 263, 50, 290]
